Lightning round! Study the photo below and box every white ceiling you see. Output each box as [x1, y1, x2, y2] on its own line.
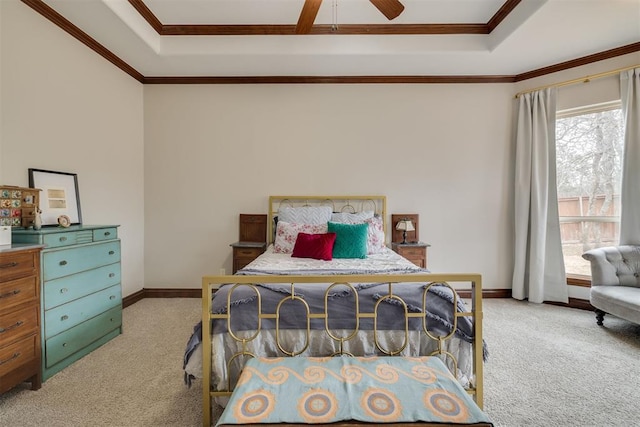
[37, 0, 640, 78]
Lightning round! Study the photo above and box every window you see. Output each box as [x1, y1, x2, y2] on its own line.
[556, 101, 624, 278]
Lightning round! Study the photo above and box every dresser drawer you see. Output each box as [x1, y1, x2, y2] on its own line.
[93, 228, 117, 242]
[45, 306, 122, 368]
[43, 240, 120, 281]
[43, 230, 94, 249]
[0, 304, 39, 347]
[0, 275, 39, 311]
[0, 250, 37, 282]
[0, 334, 38, 377]
[44, 284, 122, 339]
[44, 263, 121, 310]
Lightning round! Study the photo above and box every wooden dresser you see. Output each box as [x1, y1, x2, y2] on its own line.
[12, 225, 122, 381]
[0, 245, 42, 394]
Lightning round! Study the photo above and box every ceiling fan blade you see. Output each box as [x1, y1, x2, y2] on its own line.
[296, 0, 323, 34]
[369, 0, 404, 20]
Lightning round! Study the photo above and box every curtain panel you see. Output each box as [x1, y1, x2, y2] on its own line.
[512, 88, 569, 304]
[619, 68, 640, 245]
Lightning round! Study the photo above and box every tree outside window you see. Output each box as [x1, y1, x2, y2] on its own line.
[556, 102, 623, 277]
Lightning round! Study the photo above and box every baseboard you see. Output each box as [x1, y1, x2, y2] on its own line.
[122, 289, 145, 308]
[123, 287, 593, 312]
[457, 288, 512, 299]
[123, 288, 201, 307]
[546, 297, 594, 311]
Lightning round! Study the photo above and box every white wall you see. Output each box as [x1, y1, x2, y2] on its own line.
[144, 83, 515, 289]
[0, 1, 145, 297]
[144, 54, 639, 292]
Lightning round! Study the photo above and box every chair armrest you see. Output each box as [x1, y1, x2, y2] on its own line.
[582, 246, 640, 287]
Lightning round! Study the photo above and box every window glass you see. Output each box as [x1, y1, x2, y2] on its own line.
[556, 101, 624, 277]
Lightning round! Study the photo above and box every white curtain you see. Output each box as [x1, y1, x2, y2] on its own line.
[619, 68, 640, 245]
[512, 88, 569, 304]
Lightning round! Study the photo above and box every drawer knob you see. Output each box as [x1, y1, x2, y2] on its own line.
[109, 295, 116, 300]
[0, 320, 24, 334]
[109, 273, 115, 278]
[0, 262, 18, 269]
[109, 251, 115, 255]
[0, 289, 21, 299]
[59, 260, 68, 266]
[62, 343, 68, 347]
[60, 236, 67, 242]
[60, 288, 68, 294]
[104, 231, 111, 236]
[61, 315, 69, 321]
[0, 352, 21, 366]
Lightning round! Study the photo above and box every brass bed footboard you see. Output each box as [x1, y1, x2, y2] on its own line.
[201, 273, 484, 427]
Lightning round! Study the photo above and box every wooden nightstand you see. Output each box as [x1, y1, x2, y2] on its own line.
[231, 242, 266, 273]
[231, 214, 268, 274]
[391, 242, 430, 268]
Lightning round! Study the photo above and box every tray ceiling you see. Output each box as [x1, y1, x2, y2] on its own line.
[26, 0, 640, 79]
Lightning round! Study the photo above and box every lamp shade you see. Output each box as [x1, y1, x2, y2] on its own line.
[395, 219, 415, 232]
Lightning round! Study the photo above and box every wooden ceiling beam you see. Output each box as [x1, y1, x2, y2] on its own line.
[160, 23, 489, 36]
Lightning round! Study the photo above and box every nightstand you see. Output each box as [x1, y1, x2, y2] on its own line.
[231, 214, 268, 274]
[231, 241, 266, 273]
[391, 242, 430, 268]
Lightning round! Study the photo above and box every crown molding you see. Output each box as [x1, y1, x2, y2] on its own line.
[19, 0, 640, 85]
[128, 0, 521, 36]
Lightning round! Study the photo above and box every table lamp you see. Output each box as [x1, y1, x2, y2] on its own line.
[395, 219, 415, 244]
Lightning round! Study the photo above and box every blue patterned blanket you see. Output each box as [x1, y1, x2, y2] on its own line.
[216, 356, 493, 426]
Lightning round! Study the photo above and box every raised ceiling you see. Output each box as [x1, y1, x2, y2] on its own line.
[23, 0, 640, 82]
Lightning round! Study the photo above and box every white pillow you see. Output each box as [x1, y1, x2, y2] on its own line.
[330, 211, 375, 223]
[278, 206, 332, 225]
[273, 221, 329, 254]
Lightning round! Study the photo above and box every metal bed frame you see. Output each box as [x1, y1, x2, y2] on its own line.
[201, 273, 484, 426]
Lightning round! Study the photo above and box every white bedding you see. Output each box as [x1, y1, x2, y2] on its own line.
[238, 244, 425, 275]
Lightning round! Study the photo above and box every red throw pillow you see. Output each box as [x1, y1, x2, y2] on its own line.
[292, 232, 337, 261]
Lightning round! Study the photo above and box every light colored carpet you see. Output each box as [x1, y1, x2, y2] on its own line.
[0, 298, 202, 427]
[1, 298, 639, 426]
[483, 299, 640, 426]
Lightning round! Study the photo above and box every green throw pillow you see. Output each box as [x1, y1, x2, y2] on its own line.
[327, 221, 369, 259]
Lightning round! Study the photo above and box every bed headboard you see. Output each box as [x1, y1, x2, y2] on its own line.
[267, 195, 387, 245]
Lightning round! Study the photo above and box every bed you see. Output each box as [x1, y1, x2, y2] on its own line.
[184, 196, 486, 426]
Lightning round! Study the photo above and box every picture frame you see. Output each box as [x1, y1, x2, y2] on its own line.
[29, 168, 82, 227]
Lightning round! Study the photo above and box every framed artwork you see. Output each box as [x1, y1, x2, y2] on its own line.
[29, 168, 82, 226]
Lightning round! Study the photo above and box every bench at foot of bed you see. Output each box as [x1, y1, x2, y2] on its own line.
[215, 356, 492, 427]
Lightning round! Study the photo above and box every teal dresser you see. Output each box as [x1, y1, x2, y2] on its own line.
[12, 225, 122, 381]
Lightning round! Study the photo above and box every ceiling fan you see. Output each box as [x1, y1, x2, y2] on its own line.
[295, 0, 405, 34]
